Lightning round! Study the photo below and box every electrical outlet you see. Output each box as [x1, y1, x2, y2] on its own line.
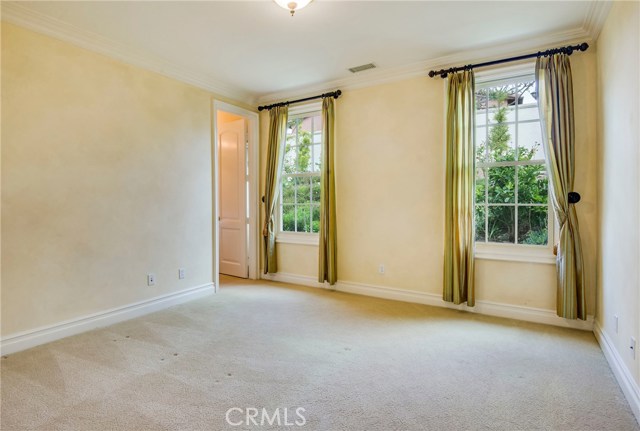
[378, 264, 385, 274]
[178, 268, 185, 280]
[614, 315, 619, 334]
[631, 337, 636, 359]
[147, 273, 156, 286]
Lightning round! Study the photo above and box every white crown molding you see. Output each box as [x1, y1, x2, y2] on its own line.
[262, 272, 594, 331]
[257, 23, 597, 105]
[1, 2, 256, 105]
[2, 1, 611, 109]
[583, 0, 613, 41]
[0, 283, 215, 355]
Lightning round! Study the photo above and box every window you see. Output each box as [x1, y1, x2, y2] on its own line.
[278, 107, 323, 242]
[474, 72, 554, 262]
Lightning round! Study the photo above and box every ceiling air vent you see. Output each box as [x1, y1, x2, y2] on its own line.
[348, 63, 376, 73]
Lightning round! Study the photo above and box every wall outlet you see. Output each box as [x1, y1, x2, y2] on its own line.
[614, 315, 619, 334]
[378, 264, 385, 275]
[178, 268, 185, 280]
[631, 337, 636, 359]
[147, 273, 156, 286]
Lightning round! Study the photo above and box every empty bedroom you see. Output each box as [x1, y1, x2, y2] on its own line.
[1, 1, 639, 430]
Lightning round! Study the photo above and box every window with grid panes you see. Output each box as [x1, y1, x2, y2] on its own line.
[280, 111, 322, 234]
[475, 74, 552, 248]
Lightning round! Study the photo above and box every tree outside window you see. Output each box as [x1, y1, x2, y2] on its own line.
[475, 78, 549, 246]
[280, 113, 322, 233]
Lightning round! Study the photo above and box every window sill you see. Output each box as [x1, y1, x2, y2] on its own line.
[475, 245, 556, 265]
[276, 232, 319, 246]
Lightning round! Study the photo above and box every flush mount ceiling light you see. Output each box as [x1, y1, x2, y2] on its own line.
[274, 0, 313, 16]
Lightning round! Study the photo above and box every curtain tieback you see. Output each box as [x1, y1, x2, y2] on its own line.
[568, 192, 581, 204]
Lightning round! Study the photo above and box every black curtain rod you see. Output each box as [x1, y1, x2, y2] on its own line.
[258, 90, 342, 111]
[428, 42, 589, 79]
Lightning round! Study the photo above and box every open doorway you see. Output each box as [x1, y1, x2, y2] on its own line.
[213, 101, 259, 290]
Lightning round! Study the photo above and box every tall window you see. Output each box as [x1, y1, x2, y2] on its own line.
[280, 110, 323, 234]
[475, 75, 551, 248]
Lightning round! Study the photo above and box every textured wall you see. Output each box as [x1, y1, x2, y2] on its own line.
[1, 24, 215, 335]
[596, 1, 640, 385]
[260, 54, 598, 313]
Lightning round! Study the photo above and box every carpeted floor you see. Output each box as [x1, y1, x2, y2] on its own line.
[1, 276, 638, 431]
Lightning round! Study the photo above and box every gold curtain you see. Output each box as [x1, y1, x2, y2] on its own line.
[443, 70, 476, 306]
[319, 97, 337, 284]
[536, 54, 586, 320]
[263, 105, 288, 274]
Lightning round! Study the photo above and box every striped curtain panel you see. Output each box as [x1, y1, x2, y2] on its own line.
[536, 54, 586, 320]
[443, 70, 476, 306]
[319, 97, 337, 285]
[263, 105, 288, 274]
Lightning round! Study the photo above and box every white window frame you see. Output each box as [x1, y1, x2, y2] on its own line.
[474, 65, 556, 264]
[276, 102, 322, 246]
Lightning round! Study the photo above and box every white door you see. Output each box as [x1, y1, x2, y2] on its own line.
[219, 118, 248, 278]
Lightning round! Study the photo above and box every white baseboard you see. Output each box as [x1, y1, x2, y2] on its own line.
[261, 272, 594, 331]
[0, 283, 215, 355]
[594, 321, 640, 423]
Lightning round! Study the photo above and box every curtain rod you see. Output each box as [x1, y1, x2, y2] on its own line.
[428, 42, 589, 79]
[258, 90, 342, 111]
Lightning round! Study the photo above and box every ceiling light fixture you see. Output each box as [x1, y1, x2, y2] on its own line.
[274, 0, 312, 16]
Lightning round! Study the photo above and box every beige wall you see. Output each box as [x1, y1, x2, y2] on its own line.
[596, 1, 640, 385]
[260, 53, 599, 313]
[1, 23, 220, 335]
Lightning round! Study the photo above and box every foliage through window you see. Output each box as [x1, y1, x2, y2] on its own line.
[475, 76, 550, 246]
[280, 112, 322, 233]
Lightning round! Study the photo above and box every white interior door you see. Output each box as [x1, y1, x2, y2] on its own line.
[218, 118, 248, 278]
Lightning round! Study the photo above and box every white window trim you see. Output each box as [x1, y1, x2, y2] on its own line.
[474, 64, 556, 265]
[275, 102, 322, 243]
[475, 242, 556, 264]
[276, 231, 320, 246]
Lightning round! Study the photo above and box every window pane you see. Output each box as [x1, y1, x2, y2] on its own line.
[311, 205, 320, 233]
[518, 82, 539, 120]
[474, 78, 548, 249]
[518, 165, 548, 204]
[280, 111, 323, 235]
[475, 127, 487, 164]
[486, 123, 516, 163]
[518, 206, 548, 245]
[296, 140, 312, 172]
[475, 168, 486, 203]
[519, 104, 539, 121]
[312, 144, 322, 172]
[488, 84, 517, 124]
[298, 116, 312, 135]
[476, 88, 489, 112]
[282, 205, 295, 232]
[311, 176, 321, 203]
[475, 205, 486, 242]
[296, 205, 311, 233]
[283, 142, 296, 174]
[313, 115, 323, 135]
[488, 166, 515, 203]
[488, 105, 515, 125]
[295, 177, 311, 204]
[282, 176, 295, 204]
[518, 121, 544, 161]
[488, 205, 515, 243]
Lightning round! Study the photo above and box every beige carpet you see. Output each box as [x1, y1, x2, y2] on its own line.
[1, 276, 638, 431]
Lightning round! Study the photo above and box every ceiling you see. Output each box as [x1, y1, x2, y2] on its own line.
[2, 1, 609, 105]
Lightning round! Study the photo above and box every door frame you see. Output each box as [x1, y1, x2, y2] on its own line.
[212, 100, 260, 290]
